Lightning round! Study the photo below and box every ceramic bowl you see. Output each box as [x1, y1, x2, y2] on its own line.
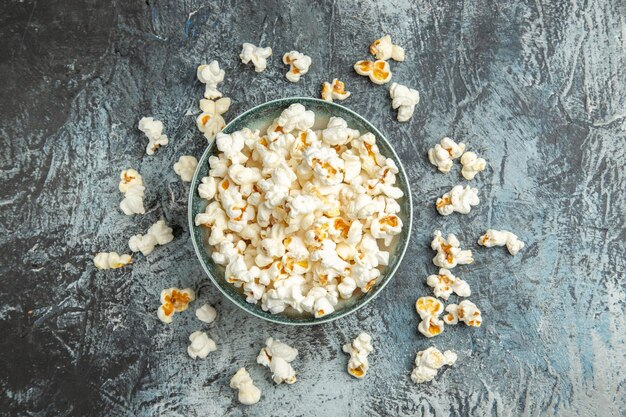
[188, 97, 413, 325]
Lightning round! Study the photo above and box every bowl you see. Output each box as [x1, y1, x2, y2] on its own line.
[188, 97, 413, 325]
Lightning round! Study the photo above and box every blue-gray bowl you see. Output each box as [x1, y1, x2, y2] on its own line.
[188, 97, 413, 325]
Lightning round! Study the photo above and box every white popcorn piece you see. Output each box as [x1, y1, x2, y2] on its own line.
[119, 169, 145, 216]
[370, 214, 403, 246]
[431, 230, 474, 269]
[240, 43, 272, 72]
[93, 252, 132, 270]
[187, 331, 217, 359]
[196, 98, 231, 142]
[157, 287, 195, 324]
[444, 300, 482, 327]
[427, 137, 466, 173]
[174, 155, 198, 182]
[321, 79, 351, 102]
[230, 367, 261, 405]
[354, 59, 392, 84]
[478, 229, 525, 255]
[197, 61, 225, 99]
[411, 347, 457, 384]
[301, 286, 338, 318]
[370, 34, 405, 61]
[342, 332, 373, 379]
[198, 176, 217, 200]
[129, 220, 174, 256]
[426, 268, 471, 300]
[257, 337, 299, 384]
[275, 103, 315, 132]
[195, 304, 217, 323]
[138, 117, 169, 155]
[436, 185, 479, 216]
[460, 151, 486, 180]
[389, 82, 420, 122]
[415, 296, 445, 338]
[282, 51, 312, 82]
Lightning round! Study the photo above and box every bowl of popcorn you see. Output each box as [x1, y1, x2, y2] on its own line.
[189, 97, 412, 324]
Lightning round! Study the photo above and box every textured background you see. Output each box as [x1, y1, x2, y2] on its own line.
[1, 0, 625, 416]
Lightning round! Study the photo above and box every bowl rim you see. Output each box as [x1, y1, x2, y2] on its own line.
[188, 96, 413, 325]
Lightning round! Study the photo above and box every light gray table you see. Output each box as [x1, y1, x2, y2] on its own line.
[1, 0, 625, 415]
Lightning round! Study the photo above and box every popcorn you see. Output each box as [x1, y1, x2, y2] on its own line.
[157, 287, 195, 324]
[187, 331, 217, 359]
[411, 347, 457, 384]
[129, 220, 174, 256]
[198, 176, 217, 200]
[240, 43, 272, 72]
[197, 61, 224, 99]
[282, 51, 312, 82]
[275, 103, 315, 132]
[354, 60, 392, 84]
[195, 304, 217, 323]
[389, 82, 420, 122]
[119, 169, 145, 215]
[370, 214, 403, 246]
[257, 337, 298, 384]
[427, 137, 465, 173]
[196, 98, 231, 142]
[138, 117, 169, 155]
[426, 268, 471, 300]
[460, 151, 486, 180]
[478, 229, 525, 255]
[431, 230, 473, 269]
[444, 300, 482, 327]
[93, 252, 132, 269]
[415, 296, 445, 338]
[197, 104, 405, 318]
[321, 79, 351, 102]
[342, 332, 373, 378]
[230, 367, 261, 405]
[174, 155, 198, 182]
[436, 185, 479, 216]
[370, 35, 405, 61]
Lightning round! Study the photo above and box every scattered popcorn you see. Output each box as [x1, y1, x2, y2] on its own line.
[240, 43, 272, 72]
[354, 60, 392, 85]
[321, 79, 351, 102]
[230, 367, 261, 405]
[389, 82, 420, 122]
[370, 34, 405, 61]
[430, 230, 473, 269]
[197, 61, 225, 99]
[444, 300, 482, 327]
[197, 104, 405, 318]
[460, 151, 486, 180]
[138, 117, 169, 155]
[119, 169, 145, 215]
[435, 185, 479, 216]
[411, 347, 457, 384]
[415, 296, 445, 338]
[195, 304, 217, 323]
[427, 137, 465, 173]
[342, 332, 373, 378]
[478, 229, 525, 255]
[174, 155, 198, 182]
[426, 268, 471, 300]
[129, 220, 174, 256]
[196, 98, 231, 142]
[257, 337, 298, 384]
[187, 331, 217, 359]
[157, 287, 195, 324]
[282, 51, 312, 82]
[93, 252, 132, 269]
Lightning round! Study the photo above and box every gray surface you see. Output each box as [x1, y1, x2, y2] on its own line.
[1, 0, 625, 416]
